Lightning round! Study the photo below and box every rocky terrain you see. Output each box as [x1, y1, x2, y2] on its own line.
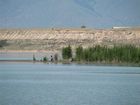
[0, 28, 140, 51]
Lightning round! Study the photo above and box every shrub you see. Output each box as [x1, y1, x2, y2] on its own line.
[75, 45, 140, 63]
[62, 45, 72, 59]
[33, 54, 36, 61]
[43, 57, 48, 62]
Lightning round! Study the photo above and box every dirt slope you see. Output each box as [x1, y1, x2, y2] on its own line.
[0, 28, 140, 50]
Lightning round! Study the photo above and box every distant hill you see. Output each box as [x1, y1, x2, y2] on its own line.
[0, 0, 140, 28]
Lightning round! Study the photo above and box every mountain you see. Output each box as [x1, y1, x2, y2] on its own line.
[0, 0, 140, 28]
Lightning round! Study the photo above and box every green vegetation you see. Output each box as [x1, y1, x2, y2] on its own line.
[75, 45, 140, 63]
[75, 46, 83, 61]
[81, 25, 86, 28]
[0, 40, 8, 48]
[33, 54, 36, 61]
[62, 45, 72, 59]
[43, 57, 48, 62]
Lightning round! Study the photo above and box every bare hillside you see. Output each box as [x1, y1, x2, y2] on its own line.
[0, 28, 140, 50]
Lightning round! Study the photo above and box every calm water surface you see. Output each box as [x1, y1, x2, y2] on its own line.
[0, 62, 140, 105]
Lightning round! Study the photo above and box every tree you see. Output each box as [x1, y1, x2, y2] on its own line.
[76, 46, 83, 61]
[74, 45, 140, 63]
[0, 40, 8, 48]
[81, 25, 86, 28]
[43, 57, 47, 62]
[62, 45, 72, 59]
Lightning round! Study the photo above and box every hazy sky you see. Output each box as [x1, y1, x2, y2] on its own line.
[0, 0, 140, 28]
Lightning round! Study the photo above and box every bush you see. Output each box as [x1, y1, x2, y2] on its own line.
[75, 45, 140, 63]
[33, 55, 36, 61]
[0, 40, 8, 48]
[76, 46, 83, 61]
[62, 45, 72, 59]
[81, 25, 86, 28]
[43, 57, 48, 62]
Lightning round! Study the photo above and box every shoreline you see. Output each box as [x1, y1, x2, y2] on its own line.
[0, 60, 140, 67]
[0, 50, 58, 53]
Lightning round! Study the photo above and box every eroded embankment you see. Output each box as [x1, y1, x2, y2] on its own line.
[0, 28, 140, 50]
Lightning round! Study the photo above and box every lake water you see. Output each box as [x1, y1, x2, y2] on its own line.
[0, 63, 140, 105]
[0, 51, 62, 61]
